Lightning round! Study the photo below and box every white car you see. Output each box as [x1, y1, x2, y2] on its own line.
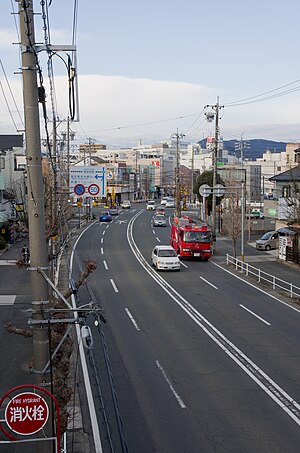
[147, 200, 156, 210]
[121, 200, 131, 209]
[165, 197, 175, 208]
[151, 245, 180, 271]
[160, 197, 169, 205]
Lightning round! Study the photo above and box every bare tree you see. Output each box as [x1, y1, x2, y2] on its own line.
[222, 185, 243, 257]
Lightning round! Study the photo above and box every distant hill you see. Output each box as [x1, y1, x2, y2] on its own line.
[198, 139, 286, 160]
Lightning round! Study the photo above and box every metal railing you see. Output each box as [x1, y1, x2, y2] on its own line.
[226, 254, 300, 299]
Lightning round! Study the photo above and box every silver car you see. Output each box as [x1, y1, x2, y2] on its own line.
[256, 231, 279, 251]
[153, 215, 167, 227]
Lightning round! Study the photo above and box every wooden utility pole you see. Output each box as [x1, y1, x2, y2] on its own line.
[19, 1, 51, 450]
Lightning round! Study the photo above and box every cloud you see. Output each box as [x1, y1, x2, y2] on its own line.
[1, 72, 300, 146]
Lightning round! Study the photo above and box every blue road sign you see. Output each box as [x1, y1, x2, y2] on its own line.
[74, 183, 86, 196]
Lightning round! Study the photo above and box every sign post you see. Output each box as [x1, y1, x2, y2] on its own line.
[0, 385, 60, 452]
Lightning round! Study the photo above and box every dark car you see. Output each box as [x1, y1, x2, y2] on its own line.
[99, 212, 112, 222]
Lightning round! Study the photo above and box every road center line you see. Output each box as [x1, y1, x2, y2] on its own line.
[156, 237, 161, 243]
[199, 276, 218, 289]
[152, 229, 155, 234]
[239, 304, 271, 326]
[110, 279, 119, 293]
[102, 230, 106, 236]
[100, 247, 104, 255]
[125, 308, 140, 331]
[180, 261, 188, 268]
[127, 211, 300, 427]
[106, 225, 110, 229]
[103, 260, 108, 270]
[101, 238, 103, 244]
[155, 360, 186, 409]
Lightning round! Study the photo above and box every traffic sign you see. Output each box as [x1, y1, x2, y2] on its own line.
[214, 184, 225, 197]
[199, 184, 212, 197]
[88, 183, 100, 196]
[70, 166, 107, 198]
[74, 183, 85, 196]
[5, 392, 49, 436]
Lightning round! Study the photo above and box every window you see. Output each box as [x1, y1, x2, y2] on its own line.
[282, 185, 291, 198]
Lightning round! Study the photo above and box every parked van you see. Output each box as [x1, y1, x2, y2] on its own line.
[256, 231, 279, 251]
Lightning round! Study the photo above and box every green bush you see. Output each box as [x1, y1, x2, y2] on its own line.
[0, 236, 6, 250]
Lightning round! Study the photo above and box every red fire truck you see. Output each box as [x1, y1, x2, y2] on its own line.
[170, 215, 213, 260]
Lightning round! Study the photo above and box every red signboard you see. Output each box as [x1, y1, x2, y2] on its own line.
[5, 392, 49, 436]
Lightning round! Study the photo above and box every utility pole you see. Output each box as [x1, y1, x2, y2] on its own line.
[171, 129, 185, 217]
[235, 134, 249, 262]
[19, 0, 51, 450]
[204, 98, 223, 239]
[191, 145, 195, 203]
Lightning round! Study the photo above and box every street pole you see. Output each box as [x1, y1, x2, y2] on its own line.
[172, 129, 185, 217]
[191, 145, 195, 203]
[205, 98, 223, 240]
[19, 0, 51, 450]
[212, 98, 220, 240]
[241, 181, 245, 262]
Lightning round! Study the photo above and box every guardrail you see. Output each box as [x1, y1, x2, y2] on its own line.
[226, 254, 300, 299]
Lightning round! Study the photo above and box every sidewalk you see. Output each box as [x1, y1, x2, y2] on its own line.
[212, 234, 300, 297]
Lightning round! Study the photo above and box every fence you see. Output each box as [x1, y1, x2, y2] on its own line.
[226, 254, 300, 299]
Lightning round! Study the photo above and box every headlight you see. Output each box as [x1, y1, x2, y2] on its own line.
[182, 248, 190, 252]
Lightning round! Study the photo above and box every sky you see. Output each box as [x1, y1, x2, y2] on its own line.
[1, 0, 300, 148]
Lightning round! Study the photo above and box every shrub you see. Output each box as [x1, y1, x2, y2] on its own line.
[0, 236, 6, 250]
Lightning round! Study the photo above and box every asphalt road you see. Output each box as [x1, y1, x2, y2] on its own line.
[72, 205, 300, 453]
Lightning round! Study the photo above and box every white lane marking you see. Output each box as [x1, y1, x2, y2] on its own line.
[125, 308, 140, 331]
[152, 229, 155, 234]
[106, 225, 110, 229]
[127, 212, 300, 427]
[212, 262, 300, 313]
[103, 260, 108, 270]
[156, 360, 186, 409]
[101, 238, 103, 244]
[0, 295, 16, 305]
[199, 276, 218, 289]
[180, 261, 188, 268]
[0, 260, 17, 266]
[100, 247, 104, 255]
[240, 304, 271, 326]
[70, 221, 103, 453]
[102, 230, 106, 236]
[110, 279, 119, 293]
[156, 237, 161, 243]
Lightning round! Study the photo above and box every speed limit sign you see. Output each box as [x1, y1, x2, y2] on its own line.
[88, 184, 100, 196]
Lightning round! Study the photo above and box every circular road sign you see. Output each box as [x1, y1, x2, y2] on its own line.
[5, 392, 49, 436]
[74, 183, 85, 196]
[199, 184, 211, 197]
[88, 183, 100, 196]
[214, 184, 225, 197]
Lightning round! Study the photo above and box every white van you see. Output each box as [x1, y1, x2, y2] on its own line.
[147, 200, 156, 210]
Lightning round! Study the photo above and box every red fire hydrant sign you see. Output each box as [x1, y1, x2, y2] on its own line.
[5, 392, 49, 436]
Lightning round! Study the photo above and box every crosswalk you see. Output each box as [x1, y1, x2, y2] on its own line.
[0, 295, 16, 305]
[0, 260, 17, 266]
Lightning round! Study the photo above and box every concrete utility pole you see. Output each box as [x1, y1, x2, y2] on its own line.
[204, 98, 223, 239]
[19, 1, 51, 450]
[235, 134, 249, 262]
[172, 130, 185, 217]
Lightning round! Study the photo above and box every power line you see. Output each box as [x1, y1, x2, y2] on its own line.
[225, 79, 300, 107]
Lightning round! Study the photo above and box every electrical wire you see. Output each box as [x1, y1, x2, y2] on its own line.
[0, 77, 20, 133]
[224, 78, 300, 107]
